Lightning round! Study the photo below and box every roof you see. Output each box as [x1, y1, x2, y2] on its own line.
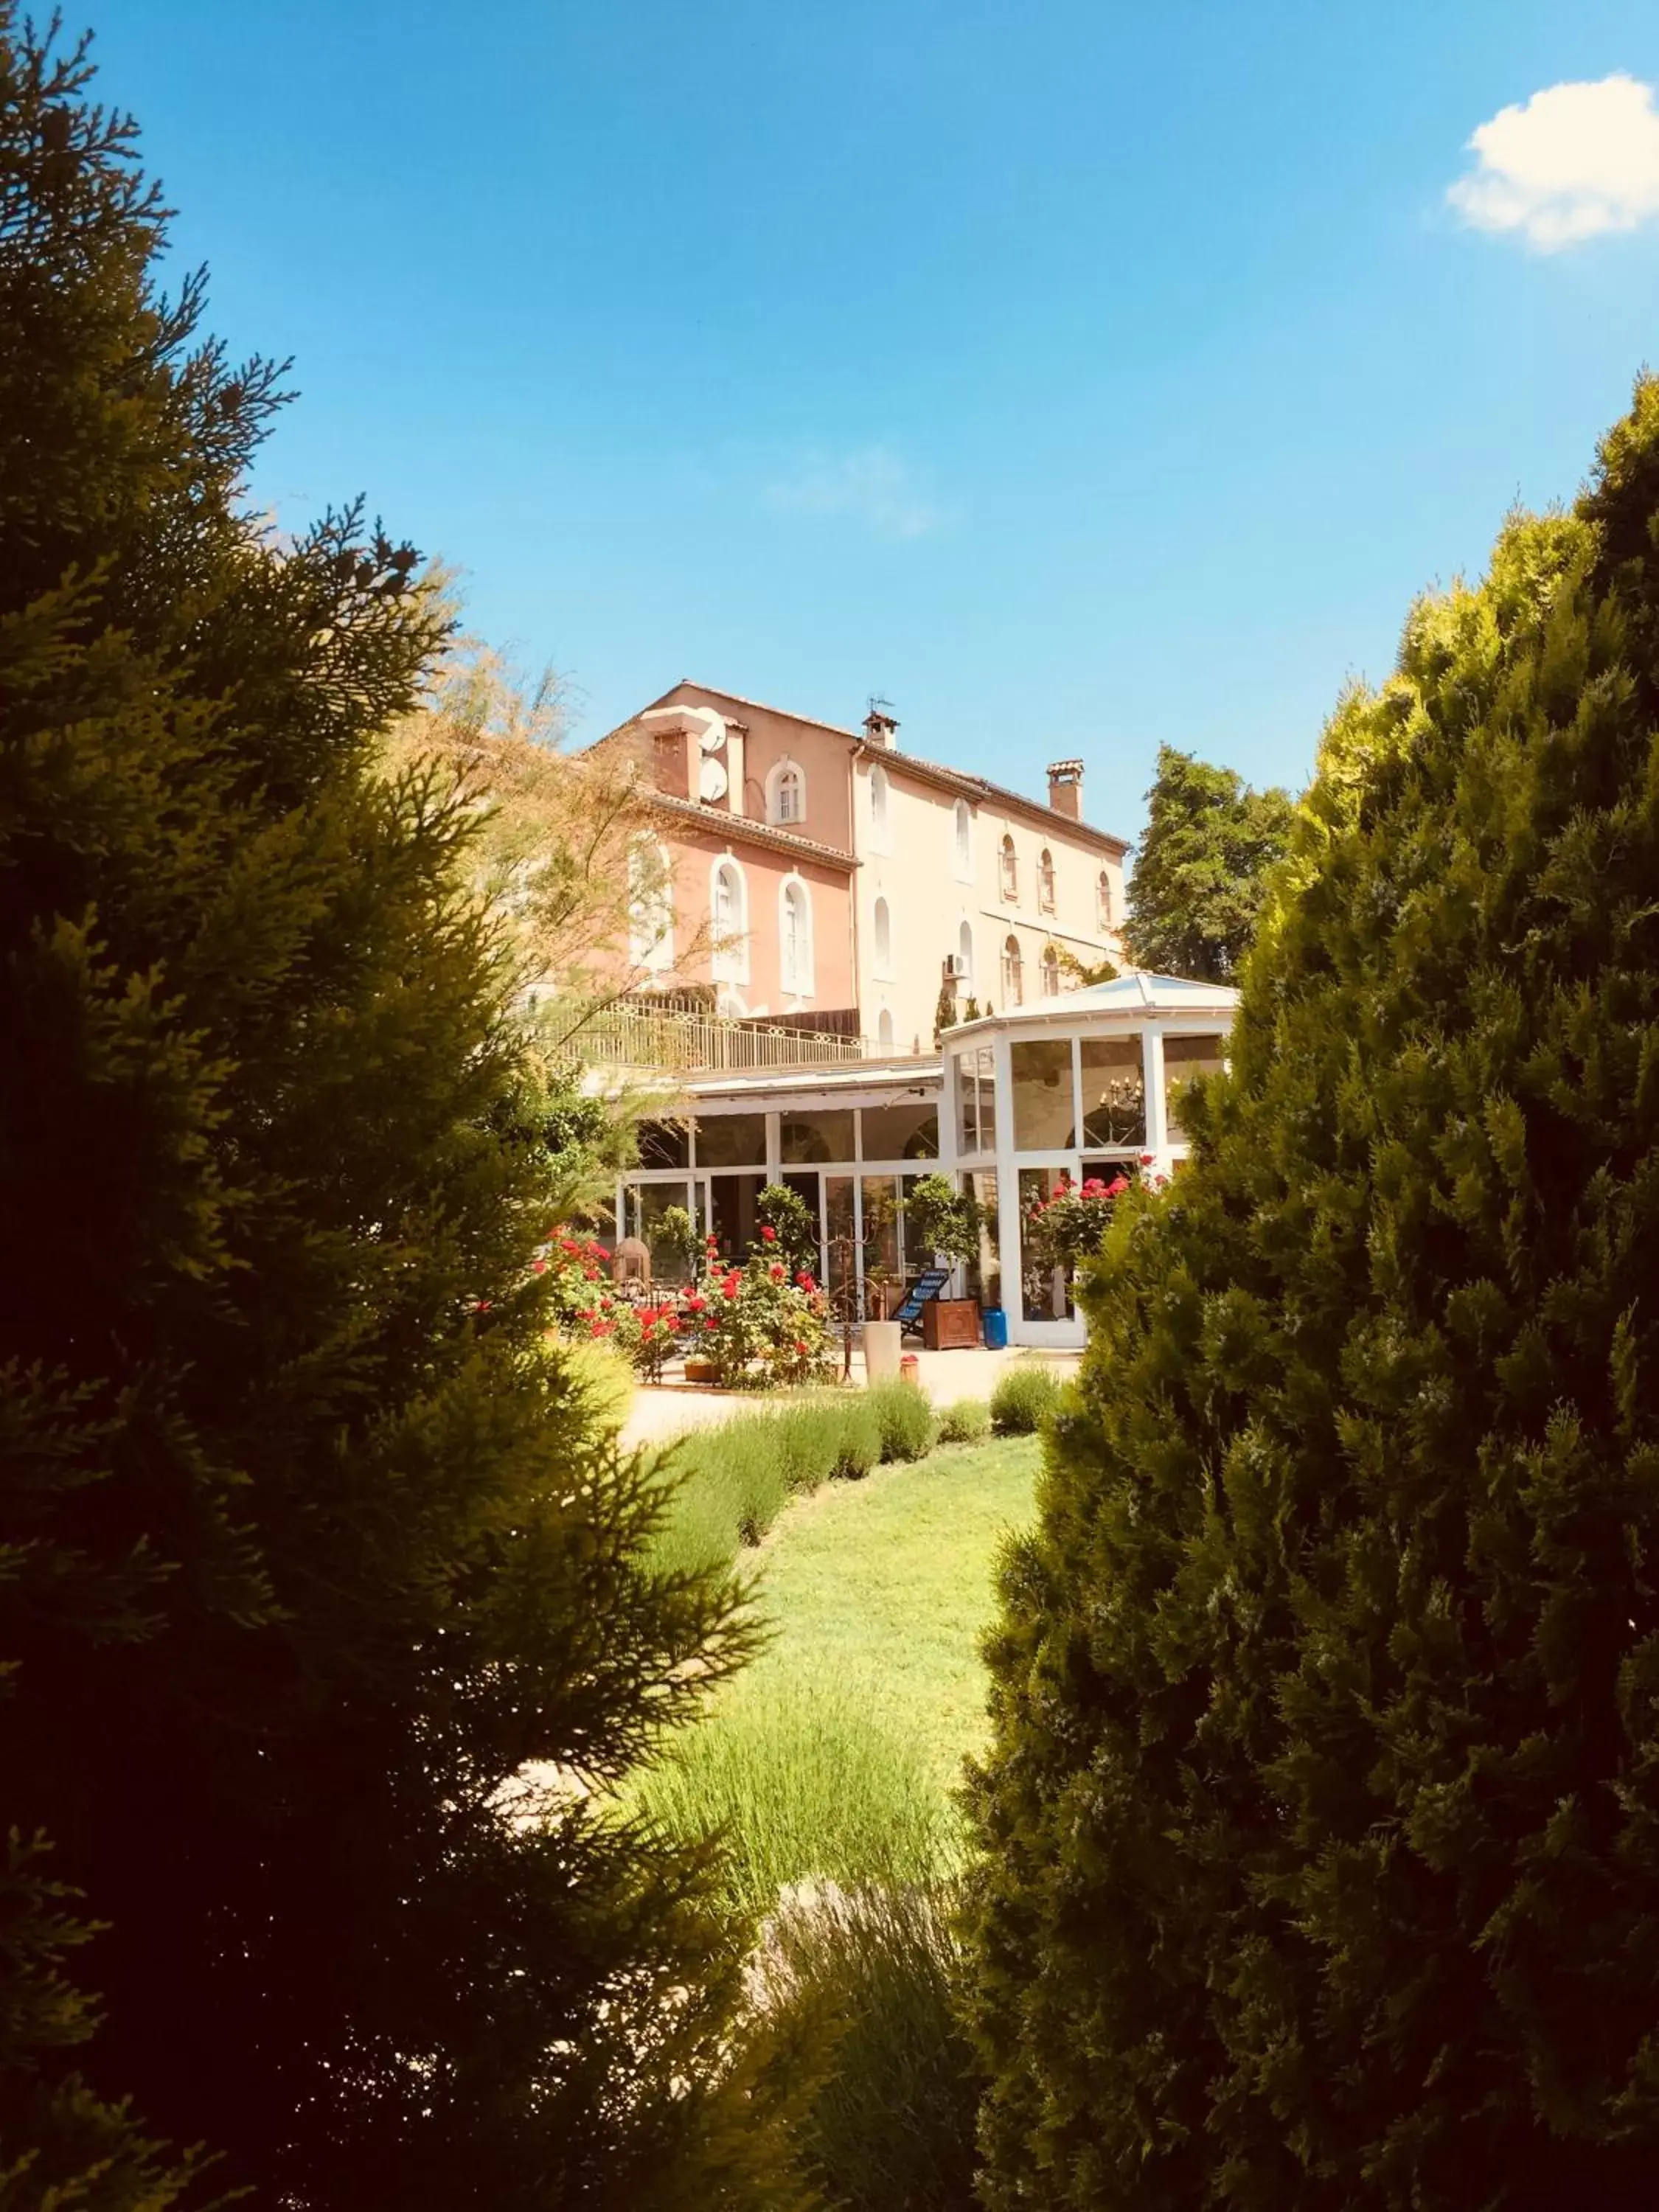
[682, 1055, 943, 1108]
[643, 791, 858, 872]
[622, 681, 1133, 858]
[943, 970, 1240, 1042]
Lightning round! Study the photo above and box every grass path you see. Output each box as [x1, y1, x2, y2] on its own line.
[632, 1434, 1042, 1906]
[749, 1434, 1042, 1798]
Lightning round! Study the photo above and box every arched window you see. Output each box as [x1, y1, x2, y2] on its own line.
[1041, 943, 1061, 997]
[1037, 846, 1056, 913]
[711, 858, 749, 984]
[627, 839, 674, 970]
[953, 799, 973, 879]
[958, 918, 974, 987]
[1002, 933, 1024, 1006]
[869, 761, 890, 849]
[872, 894, 892, 975]
[877, 1008, 895, 1048]
[1096, 869, 1113, 930]
[1000, 833, 1018, 902]
[768, 759, 805, 827]
[779, 874, 814, 995]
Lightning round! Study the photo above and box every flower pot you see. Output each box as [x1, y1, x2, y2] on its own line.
[863, 1319, 902, 1381]
[683, 1357, 720, 1385]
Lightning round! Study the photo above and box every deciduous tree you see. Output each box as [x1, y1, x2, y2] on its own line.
[1123, 745, 1293, 981]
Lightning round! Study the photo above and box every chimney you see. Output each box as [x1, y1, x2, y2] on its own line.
[1047, 758, 1084, 820]
[863, 698, 899, 749]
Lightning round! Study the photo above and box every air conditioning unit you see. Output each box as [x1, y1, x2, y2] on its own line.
[942, 953, 969, 980]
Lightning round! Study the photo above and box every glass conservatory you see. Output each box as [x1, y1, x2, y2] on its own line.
[612, 973, 1238, 1348]
[942, 972, 1239, 1346]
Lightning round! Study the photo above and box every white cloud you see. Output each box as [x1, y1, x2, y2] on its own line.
[1447, 74, 1659, 251]
[765, 445, 948, 540]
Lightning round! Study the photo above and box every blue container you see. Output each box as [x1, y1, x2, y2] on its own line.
[981, 1306, 1008, 1351]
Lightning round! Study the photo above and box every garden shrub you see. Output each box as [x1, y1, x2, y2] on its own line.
[768, 1397, 853, 1495]
[762, 1884, 979, 2212]
[988, 1360, 1061, 1435]
[633, 1685, 946, 1916]
[966, 380, 1659, 2211]
[866, 1378, 936, 1462]
[933, 1397, 990, 1445]
[828, 1397, 884, 1480]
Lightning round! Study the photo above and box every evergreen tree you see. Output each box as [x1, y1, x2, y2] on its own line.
[0, 17, 810, 2205]
[966, 383, 1659, 2211]
[1123, 745, 1293, 980]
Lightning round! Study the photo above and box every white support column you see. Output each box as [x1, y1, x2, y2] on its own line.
[1142, 1024, 1169, 1168]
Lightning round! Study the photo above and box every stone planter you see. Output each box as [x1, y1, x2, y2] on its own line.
[863, 1318, 902, 1382]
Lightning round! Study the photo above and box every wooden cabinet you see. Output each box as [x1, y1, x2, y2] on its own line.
[922, 1298, 981, 1351]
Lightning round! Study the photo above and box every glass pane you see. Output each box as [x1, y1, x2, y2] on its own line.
[1019, 1164, 1074, 1322]
[637, 1118, 690, 1169]
[861, 1176, 901, 1314]
[779, 1108, 856, 1164]
[1079, 1037, 1146, 1149]
[974, 1047, 996, 1150]
[860, 1101, 939, 1161]
[824, 1175, 858, 1309]
[693, 1113, 767, 1168]
[1163, 1033, 1227, 1138]
[630, 1180, 698, 1284]
[970, 1170, 1000, 1310]
[1011, 1038, 1076, 1151]
[708, 1172, 765, 1261]
[953, 1054, 978, 1155]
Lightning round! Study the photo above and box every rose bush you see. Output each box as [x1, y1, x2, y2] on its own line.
[690, 1251, 833, 1388]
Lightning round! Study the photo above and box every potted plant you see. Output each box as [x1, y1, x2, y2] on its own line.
[900, 1175, 985, 1349]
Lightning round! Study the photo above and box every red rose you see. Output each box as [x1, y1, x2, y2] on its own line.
[760, 1225, 776, 1242]
[796, 1271, 815, 1291]
[664, 1313, 680, 1331]
[530, 1258, 547, 1273]
[685, 1293, 706, 1312]
[793, 1340, 807, 1355]
[768, 1262, 785, 1281]
[1105, 1176, 1129, 1197]
[1139, 1152, 1155, 1165]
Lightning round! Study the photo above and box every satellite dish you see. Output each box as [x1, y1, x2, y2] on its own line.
[698, 757, 729, 802]
[698, 719, 728, 754]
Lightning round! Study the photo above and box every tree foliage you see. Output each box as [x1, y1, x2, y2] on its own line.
[1123, 745, 1293, 981]
[966, 381, 1659, 2211]
[0, 15, 811, 2205]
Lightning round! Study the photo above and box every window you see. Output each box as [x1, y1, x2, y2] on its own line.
[1041, 943, 1060, 996]
[1000, 833, 1018, 902]
[1080, 1037, 1145, 1147]
[872, 895, 892, 976]
[711, 858, 748, 984]
[1163, 1032, 1228, 1140]
[877, 1008, 895, 1048]
[1011, 1038, 1074, 1150]
[958, 919, 974, 987]
[627, 839, 674, 970]
[953, 799, 973, 879]
[779, 874, 814, 995]
[1002, 933, 1024, 1005]
[768, 759, 805, 827]
[1097, 869, 1114, 930]
[869, 762, 891, 849]
[1037, 846, 1056, 913]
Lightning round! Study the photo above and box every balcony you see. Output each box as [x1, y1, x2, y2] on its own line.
[578, 999, 887, 1074]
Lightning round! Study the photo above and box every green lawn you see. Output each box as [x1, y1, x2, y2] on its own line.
[632, 1433, 1041, 1910]
[749, 1431, 1041, 1798]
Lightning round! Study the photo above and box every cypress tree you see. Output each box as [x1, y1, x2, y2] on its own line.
[0, 17, 810, 2205]
[966, 383, 1659, 2210]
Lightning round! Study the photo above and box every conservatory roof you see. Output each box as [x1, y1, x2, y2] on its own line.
[944, 970, 1239, 1042]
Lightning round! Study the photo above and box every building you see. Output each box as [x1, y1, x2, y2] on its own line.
[590, 681, 1131, 1051]
[614, 973, 1239, 1348]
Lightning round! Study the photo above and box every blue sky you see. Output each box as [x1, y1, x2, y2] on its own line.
[88, 0, 1659, 845]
